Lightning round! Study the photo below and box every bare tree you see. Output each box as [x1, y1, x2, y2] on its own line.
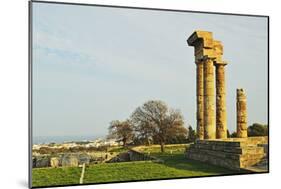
[133, 121, 154, 145]
[131, 100, 186, 152]
[108, 120, 134, 147]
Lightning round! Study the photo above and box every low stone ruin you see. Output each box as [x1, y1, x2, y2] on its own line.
[32, 149, 159, 168]
[61, 155, 79, 167]
[185, 136, 268, 170]
[106, 149, 156, 163]
[33, 152, 105, 168]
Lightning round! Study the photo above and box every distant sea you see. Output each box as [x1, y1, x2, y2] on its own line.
[33, 135, 105, 145]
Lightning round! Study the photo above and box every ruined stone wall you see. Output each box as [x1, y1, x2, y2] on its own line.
[185, 137, 268, 170]
[33, 153, 93, 168]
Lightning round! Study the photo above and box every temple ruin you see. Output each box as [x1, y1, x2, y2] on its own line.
[185, 31, 268, 171]
[187, 31, 227, 140]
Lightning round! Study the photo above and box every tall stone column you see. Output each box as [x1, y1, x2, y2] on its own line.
[187, 31, 215, 139]
[203, 57, 216, 139]
[236, 89, 248, 138]
[215, 62, 227, 139]
[196, 60, 204, 140]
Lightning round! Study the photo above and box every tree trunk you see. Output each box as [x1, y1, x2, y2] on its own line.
[146, 138, 151, 146]
[123, 138, 127, 147]
[160, 141, 165, 153]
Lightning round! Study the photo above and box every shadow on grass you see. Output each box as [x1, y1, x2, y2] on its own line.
[151, 152, 248, 175]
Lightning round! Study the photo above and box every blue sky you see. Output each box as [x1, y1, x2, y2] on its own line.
[32, 2, 268, 138]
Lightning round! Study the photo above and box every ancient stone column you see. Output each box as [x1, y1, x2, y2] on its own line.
[215, 62, 227, 139]
[196, 60, 204, 140]
[203, 56, 216, 139]
[236, 89, 248, 138]
[187, 31, 215, 140]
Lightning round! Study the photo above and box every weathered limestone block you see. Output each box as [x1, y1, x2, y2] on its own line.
[196, 60, 204, 140]
[187, 31, 214, 50]
[34, 156, 50, 168]
[258, 144, 268, 157]
[62, 155, 79, 167]
[195, 48, 216, 60]
[186, 137, 267, 170]
[203, 57, 216, 139]
[78, 154, 91, 164]
[237, 89, 248, 138]
[50, 157, 60, 168]
[215, 62, 227, 139]
[213, 40, 223, 62]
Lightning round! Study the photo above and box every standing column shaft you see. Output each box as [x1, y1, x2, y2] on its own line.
[236, 89, 248, 138]
[196, 61, 204, 140]
[203, 57, 216, 139]
[216, 64, 227, 139]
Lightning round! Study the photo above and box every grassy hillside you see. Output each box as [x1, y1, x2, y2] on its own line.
[32, 144, 242, 187]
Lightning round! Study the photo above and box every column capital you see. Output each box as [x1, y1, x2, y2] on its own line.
[237, 88, 247, 100]
[195, 56, 215, 64]
[214, 60, 228, 66]
[202, 55, 216, 62]
[195, 59, 203, 65]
